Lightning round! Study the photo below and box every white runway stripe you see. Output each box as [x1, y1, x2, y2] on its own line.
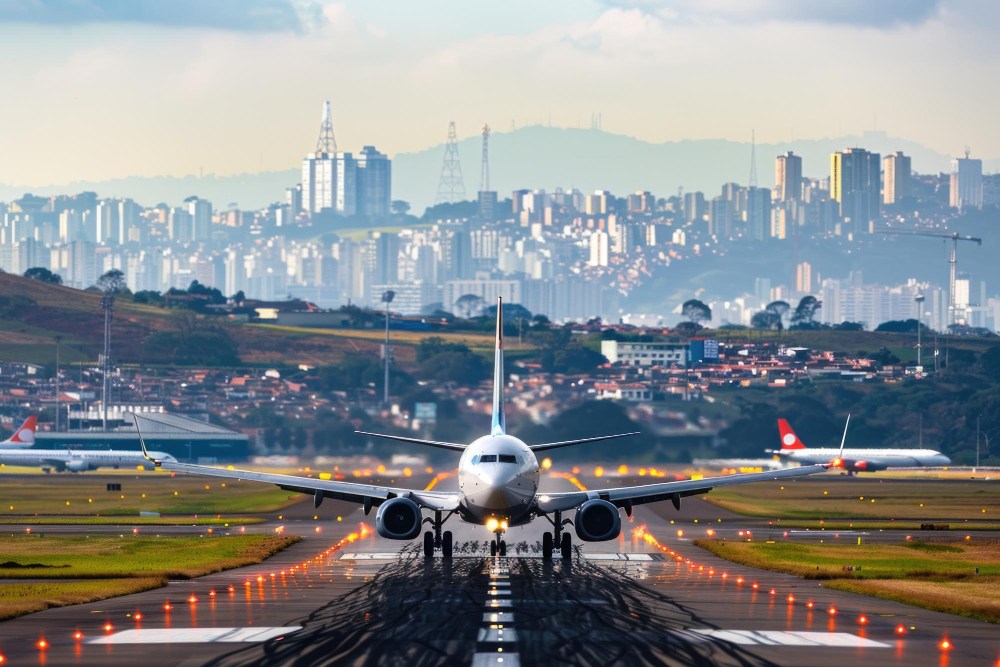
[89, 627, 301, 644]
[471, 653, 520, 666]
[683, 630, 890, 648]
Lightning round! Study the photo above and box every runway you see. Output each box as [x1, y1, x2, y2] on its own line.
[0, 474, 997, 666]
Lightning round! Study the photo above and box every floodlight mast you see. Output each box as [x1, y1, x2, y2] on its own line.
[382, 290, 395, 406]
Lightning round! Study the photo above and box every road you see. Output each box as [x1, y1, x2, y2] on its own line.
[0, 472, 997, 666]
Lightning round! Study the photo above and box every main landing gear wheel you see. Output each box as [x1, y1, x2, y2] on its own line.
[499, 540, 507, 557]
[542, 532, 553, 560]
[561, 533, 572, 560]
[490, 540, 497, 557]
[442, 531, 453, 559]
[423, 531, 434, 558]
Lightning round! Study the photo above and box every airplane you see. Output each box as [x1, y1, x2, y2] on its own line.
[134, 298, 837, 560]
[0, 415, 176, 472]
[769, 418, 951, 474]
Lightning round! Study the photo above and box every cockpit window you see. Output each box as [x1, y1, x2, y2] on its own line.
[498, 455, 518, 464]
[479, 455, 498, 463]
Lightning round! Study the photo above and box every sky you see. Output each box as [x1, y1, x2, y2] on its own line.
[1, 0, 999, 186]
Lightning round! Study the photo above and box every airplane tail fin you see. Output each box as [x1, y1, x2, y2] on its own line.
[777, 419, 806, 450]
[0, 415, 37, 447]
[491, 297, 505, 435]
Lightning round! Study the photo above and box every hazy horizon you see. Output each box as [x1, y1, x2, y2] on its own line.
[2, 0, 1000, 187]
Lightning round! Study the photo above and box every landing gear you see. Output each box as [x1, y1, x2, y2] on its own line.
[542, 531, 553, 560]
[491, 540, 497, 557]
[423, 510, 456, 559]
[499, 540, 507, 557]
[561, 533, 572, 560]
[442, 531, 453, 559]
[423, 531, 434, 558]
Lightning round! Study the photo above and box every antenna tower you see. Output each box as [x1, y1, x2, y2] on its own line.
[749, 129, 758, 187]
[435, 121, 466, 204]
[316, 100, 337, 154]
[480, 124, 490, 192]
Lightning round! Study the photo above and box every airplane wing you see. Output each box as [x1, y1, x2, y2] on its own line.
[131, 415, 458, 512]
[354, 431, 466, 451]
[158, 460, 460, 511]
[529, 432, 640, 452]
[537, 464, 830, 513]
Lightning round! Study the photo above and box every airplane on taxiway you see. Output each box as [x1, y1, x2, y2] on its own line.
[769, 418, 950, 474]
[135, 298, 839, 560]
[0, 415, 176, 472]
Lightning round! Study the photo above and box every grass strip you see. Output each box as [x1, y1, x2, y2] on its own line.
[0, 577, 165, 622]
[0, 516, 266, 526]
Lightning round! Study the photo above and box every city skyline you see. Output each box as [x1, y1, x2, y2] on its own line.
[2, 0, 1000, 187]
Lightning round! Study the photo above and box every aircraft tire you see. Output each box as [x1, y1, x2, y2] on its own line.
[561, 533, 572, 560]
[491, 540, 497, 557]
[442, 531, 453, 559]
[542, 532, 553, 559]
[423, 531, 434, 558]
[499, 540, 507, 557]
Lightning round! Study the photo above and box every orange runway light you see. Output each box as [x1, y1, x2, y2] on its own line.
[736, 577, 744, 584]
[73, 631, 83, 641]
[769, 589, 776, 596]
[134, 612, 143, 621]
[209, 590, 216, 597]
[163, 602, 172, 611]
[806, 600, 814, 609]
[858, 615, 868, 624]
[722, 572, 728, 579]
[0, 652, 5, 664]
[188, 595, 197, 604]
[104, 622, 113, 632]
[228, 586, 235, 593]
[257, 575, 264, 582]
[828, 606, 837, 615]
[896, 624, 907, 635]
[37, 639, 48, 650]
[752, 581, 759, 590]
[939, 639, 951, 650]
[787, 595, 795, 603]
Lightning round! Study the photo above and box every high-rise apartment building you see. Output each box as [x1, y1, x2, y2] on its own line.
[950, 154, 983, 210]
[188, 198, 212, 241]
[745, 187, 771, 241]
[796, 261, 812, 293]
[775, 152, 802, 202]
[356, 145, 391, 219]
[302, 151, 357, 216]
[883, 151, 911, 204]
[830, 148, 880, 233]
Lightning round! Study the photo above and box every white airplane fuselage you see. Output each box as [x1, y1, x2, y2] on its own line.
[457, 434, 540, 525]
[0, 448, 175, 471]
[776, 448, 950, 470]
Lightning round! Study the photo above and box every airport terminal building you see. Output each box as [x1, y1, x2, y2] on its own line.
[35, 409, 249, 463]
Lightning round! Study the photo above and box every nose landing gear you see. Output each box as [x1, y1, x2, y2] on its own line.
[491, 530, 507, 557]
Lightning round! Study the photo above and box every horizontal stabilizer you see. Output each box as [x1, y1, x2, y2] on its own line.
[354, 431, 466, 451]
[529, 432, 640, 452]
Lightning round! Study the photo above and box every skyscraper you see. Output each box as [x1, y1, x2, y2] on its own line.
[950, 152, 983, 210]
[775, 152, 802, 202]
[356, 145, 391, 219]
[796, 261, 812, 293]
[302, 151, 357, 216]
[745, 187, 771, 241]
[188, 197, 212, 241]
[830, 148, 880, 233]
[883, 151, 911, 204]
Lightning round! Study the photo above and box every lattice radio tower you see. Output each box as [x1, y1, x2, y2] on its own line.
[435, 121, 466, 204]
[748, 128, 758, 187]
[316, 100, 337, 154]
[480, 124, 490, 192]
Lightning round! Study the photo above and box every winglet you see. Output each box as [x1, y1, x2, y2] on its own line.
[491, 296, 505, 435]
[829, 414, 850, 468]
[131, 414, 160, 466]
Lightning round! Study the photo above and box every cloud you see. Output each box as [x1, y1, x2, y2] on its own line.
[0, 0, 323, 32]
[604, 0, 943, 28]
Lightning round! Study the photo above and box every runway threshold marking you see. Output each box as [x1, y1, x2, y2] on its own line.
[88, 627, 301, 644]
[337, 552, 653, 561]
[683, 630, 890, 648]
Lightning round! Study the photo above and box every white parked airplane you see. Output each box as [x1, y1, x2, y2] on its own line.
[135, 298, 835, 560]
[769, 418, 950, 473]
[0, 415, 176, 472]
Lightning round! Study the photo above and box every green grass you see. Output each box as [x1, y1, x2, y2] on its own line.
[0, 578, 165, 621]
[0, 516, 265, 526]
[703, 477, 997, 521]
[694, 538, 1000, 623]
[0, 534, 300, 580]
[771, 520, 1000, 532]
[0, 472, 304, 516]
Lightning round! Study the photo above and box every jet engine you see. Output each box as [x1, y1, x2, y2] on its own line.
[65, 460, 90, 472]
[375, 497, 422, 540]
[574, 499, 621, 542]
[835, 458, 869, 472]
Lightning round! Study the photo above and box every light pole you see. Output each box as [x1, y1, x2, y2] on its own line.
[54, 335, 62, 432]
[915, 294, 924, 368]
[100, 293, 115, 432]
[977, 415, 981, 468]
[381, 290, 395, 406]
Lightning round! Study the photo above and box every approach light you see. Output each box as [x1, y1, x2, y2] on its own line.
[104, 623, 113, 632]
[858, 615, 868, 624]
[73, 631, 83, 641]
[896, 624, 906, 635]
[163, 602, 172, 611]
[939, 639, 951, 650]
[787, 595, 795, 603]
[806, 600, 814, 609]
[37, 639, 47, 650]
[828, 606, 838, 616]
[134, 612, 143, 621]
[487, 518, 500, 531]
[751, 582, 759, 590]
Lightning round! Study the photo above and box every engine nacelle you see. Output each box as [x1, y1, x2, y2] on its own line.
[575, 499, 621, 542]
[835, 458, 869, 472]
[375, 497, 422, 540]
[66, 460, 90, 472]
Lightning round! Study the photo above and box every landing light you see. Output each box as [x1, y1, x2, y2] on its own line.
[487, 518, 499, 531]
[541, 458, 552, 470]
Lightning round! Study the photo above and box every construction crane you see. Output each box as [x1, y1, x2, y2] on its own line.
[875, 228, 982, 325]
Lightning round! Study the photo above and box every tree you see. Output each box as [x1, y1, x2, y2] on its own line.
[96, 269, 128, 295]
[390, 200, 411, 216]
[232, 290, 246, 304]
[681, 299, 712, 325]
[765, 300, 790, 333]
[483, 303, 532, 322]
[875, 319, 926, 333]
[454, 294, 485, 319]
[751, 311, 781, 330]
[791, 296, 822, 327]
[23, 267, 62, 285]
